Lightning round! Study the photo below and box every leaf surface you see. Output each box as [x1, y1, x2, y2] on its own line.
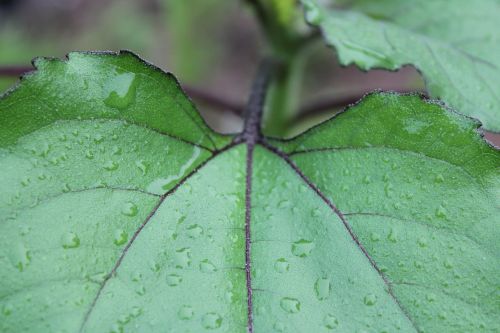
[301, 0, 500, 132]
[0, 52, 499, 332]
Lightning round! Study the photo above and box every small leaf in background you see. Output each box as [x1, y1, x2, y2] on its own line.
[301, 0, 500, 132]
[0, 52, 498, 332]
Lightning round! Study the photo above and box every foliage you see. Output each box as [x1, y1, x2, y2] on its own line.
[301, 0, 500, 131]
[0, 51, 498, 332]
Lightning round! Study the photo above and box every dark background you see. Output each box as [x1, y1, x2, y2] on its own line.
[0, 0, 498, 145]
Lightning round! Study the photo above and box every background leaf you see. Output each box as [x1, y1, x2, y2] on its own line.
[301, 0, 500, 132]
[0, 52, 498, 332]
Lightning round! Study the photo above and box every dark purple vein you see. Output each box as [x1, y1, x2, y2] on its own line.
[78, 142, 238, 332]
[240, 58, 275, 333]
[244, 143, 255, 333]
[260, 141, 421, 332]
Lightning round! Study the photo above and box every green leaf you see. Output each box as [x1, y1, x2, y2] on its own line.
[301, 0, 500, 132]
[1, 52, 499, 332]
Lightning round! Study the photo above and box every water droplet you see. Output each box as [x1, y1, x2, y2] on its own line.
[291, 239, 314, 258]
[94, 134, 104, 144]
[135, 160, 148, 175]
[370, 232, 380, 242]
[443, 258, 453, 269]
[2, 303, 13, 316]
[85, 150, 94, 160]
[417, 237, 428, 248]
[103, 72, 137, 110]
[166, 274, 182, 286]
[135, 285, 146, 296]
[387, 229, 398, 243]
[274, 258, 289, 273]
[103, 160, 119, 171]
[314, 277, 331, 300]
[121, 202, 138, 217]
[178, 305, 194, 320]
[62, 232, 80, 249]
[435, 205, 447, 219]
[324, 314, 339, 330]
[186, 224, 203, 239]
[174, 248, 191, 269]
[113, 229, 128, 246]
[9, 243, 31, 272]
[278, 200, 291, 208]
[311, 208, 321, 217]
[280, 297, 301, 313]
[200, 259, 217, 273]
[363, 175, 372, 184]
[364, 294, 377, 306]
[434, 174, 445, 183]
[426, 293, 436, 302]
[201, 312, 222, 329]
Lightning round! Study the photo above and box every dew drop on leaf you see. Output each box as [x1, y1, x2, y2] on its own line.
[135, 160, 148, 175]
[201, 312, 222, 329]
[280, 297, 301, 313]
[323, 314, 339, 330]
[291, 239, 314, 258]
[199, 259, 217, 273]
[364, 294, 377, 306]
[166, 274, 182, 287]
[314, 277, 331, 300]
[121, 202, 138, 217]
[178, 305, 194, 320]
[186, 224, 203, 239]
[9, 243, 31, 272]
[103, 72, 137, 110]
[103, 160, 119, 171]
[61, 232, 80, 249]
[274, 258, 290, 273]
[174, 248, 191, 269]
[113, 229, 128, 246]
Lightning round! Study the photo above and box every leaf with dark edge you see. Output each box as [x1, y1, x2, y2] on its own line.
[301, 0, 500, 132]
[0, 51, 498, 333]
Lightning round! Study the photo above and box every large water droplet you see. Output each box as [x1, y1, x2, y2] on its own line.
[324, 314, 339, 330]
[364, 294, 377, 306]
[166, 273, 182, 286]
[10, 243, 31, 272]
[121, 202, 138, 217]
[435, 205, 447, 219]
[135, 160, 148, 175]
[62, 232, 80, 249]
[103, 72, 137, 110]
[103, 160, 119, 171]
[291, 239, 314, 257]
[201, 312, 222, 329]
[280, 297, 301, 313]
[274, 258, 289, 273]
[174, 248, 191, 268]
[199, 259, 217, 273]
[178, 305, 194, 320]
[2, 303, 13, 316]
[186, 224, 203, 239]
[314, 277, 331, 300]
[113, 229, 128, 246]
[434, 174, 445, 183]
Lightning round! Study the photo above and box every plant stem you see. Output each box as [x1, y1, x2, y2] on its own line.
[262, 41, 316, 137]
[240, 58, 276, 144]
